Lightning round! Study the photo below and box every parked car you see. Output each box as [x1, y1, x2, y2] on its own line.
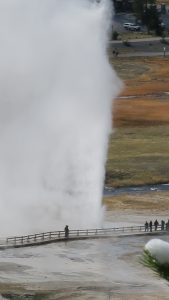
[123, 23, 141, 31]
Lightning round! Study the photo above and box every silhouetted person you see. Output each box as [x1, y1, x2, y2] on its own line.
[166, 220, 169, 231]
[145, 221, 148, 232]
[113, 48, 119, 57]
[161, 220, 165, 231]
[115, 50, 119, 57]
[154, 219, 159, 231]
[64, 225, 69, 238]
[149, 221, 152, 232]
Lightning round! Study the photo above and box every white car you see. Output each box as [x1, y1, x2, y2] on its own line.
[123, 23, 141, 31]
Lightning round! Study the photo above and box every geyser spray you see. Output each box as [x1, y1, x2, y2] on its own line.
[0, 0, 121, 235]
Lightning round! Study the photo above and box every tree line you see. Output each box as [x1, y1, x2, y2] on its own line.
[133, 0, 163, 35]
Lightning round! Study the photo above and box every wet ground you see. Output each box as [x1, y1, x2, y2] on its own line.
[0, 212, 169, 299]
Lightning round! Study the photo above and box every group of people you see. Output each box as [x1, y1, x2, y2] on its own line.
[144, 219, 168, 232]
[65, 220, 169, 238]
[112, 49, 119, 57]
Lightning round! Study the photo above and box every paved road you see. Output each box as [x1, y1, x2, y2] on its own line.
[110, 36, 169, 44]
[117, 51, 169, 57]
[109, 36, 169, 57]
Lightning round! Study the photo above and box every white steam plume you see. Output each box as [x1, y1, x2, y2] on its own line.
[0, 0, 121, 236]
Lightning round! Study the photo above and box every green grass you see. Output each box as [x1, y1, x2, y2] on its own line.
[105, 125, 169, 187]
[142, 250, 169, 282]
[119, 32, 154, 41]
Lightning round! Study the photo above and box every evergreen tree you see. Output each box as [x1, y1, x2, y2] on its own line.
[133, 0, 163, 35]
[133, 0, 145, 21]
[133, 0, 155, 23]
[144, 5, 163, 35]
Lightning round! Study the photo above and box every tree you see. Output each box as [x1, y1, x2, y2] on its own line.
[133, 0, 155, 23]
[133, 0, 163, 35]
[144, 5, 163, 35]
[133, 0, 145, 22]
[112, 30, 119, 41]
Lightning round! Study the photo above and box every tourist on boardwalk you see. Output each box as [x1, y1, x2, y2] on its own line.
[154, 219, 159, 231]
[113, 48, 119, 57]
[64, 225, 69, 238]
[161, 220, 165, 231]
[149, 221, 152, 232]
[145, 221, 149, 232]
[115, 49, 119, 57]
[166, 220, 169, 231]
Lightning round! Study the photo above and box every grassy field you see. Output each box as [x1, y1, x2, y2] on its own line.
[105, 56, 169, 187]
[114, 57, 169, 127]
[106, 126, 169, 187]
[157, 0, 169, 4]
[104, 191, 169, 212]
[119, 32, 154, 41]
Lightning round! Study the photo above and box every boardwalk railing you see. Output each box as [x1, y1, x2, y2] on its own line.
[5, 224, 167, 248]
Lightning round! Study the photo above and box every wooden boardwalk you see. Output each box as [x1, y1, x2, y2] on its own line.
[0, 225, 167, 249]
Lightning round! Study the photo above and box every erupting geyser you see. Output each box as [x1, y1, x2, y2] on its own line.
[0, 0, 121, 235]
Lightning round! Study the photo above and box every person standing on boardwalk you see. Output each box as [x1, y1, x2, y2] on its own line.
[149, 221, 152, 232]
[64, 225, 69, 238]
[145, 221, 148, 232]
[161, 220, 165, 231]
[166, 220, 169, 230]
[154, 219, 159, 231]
